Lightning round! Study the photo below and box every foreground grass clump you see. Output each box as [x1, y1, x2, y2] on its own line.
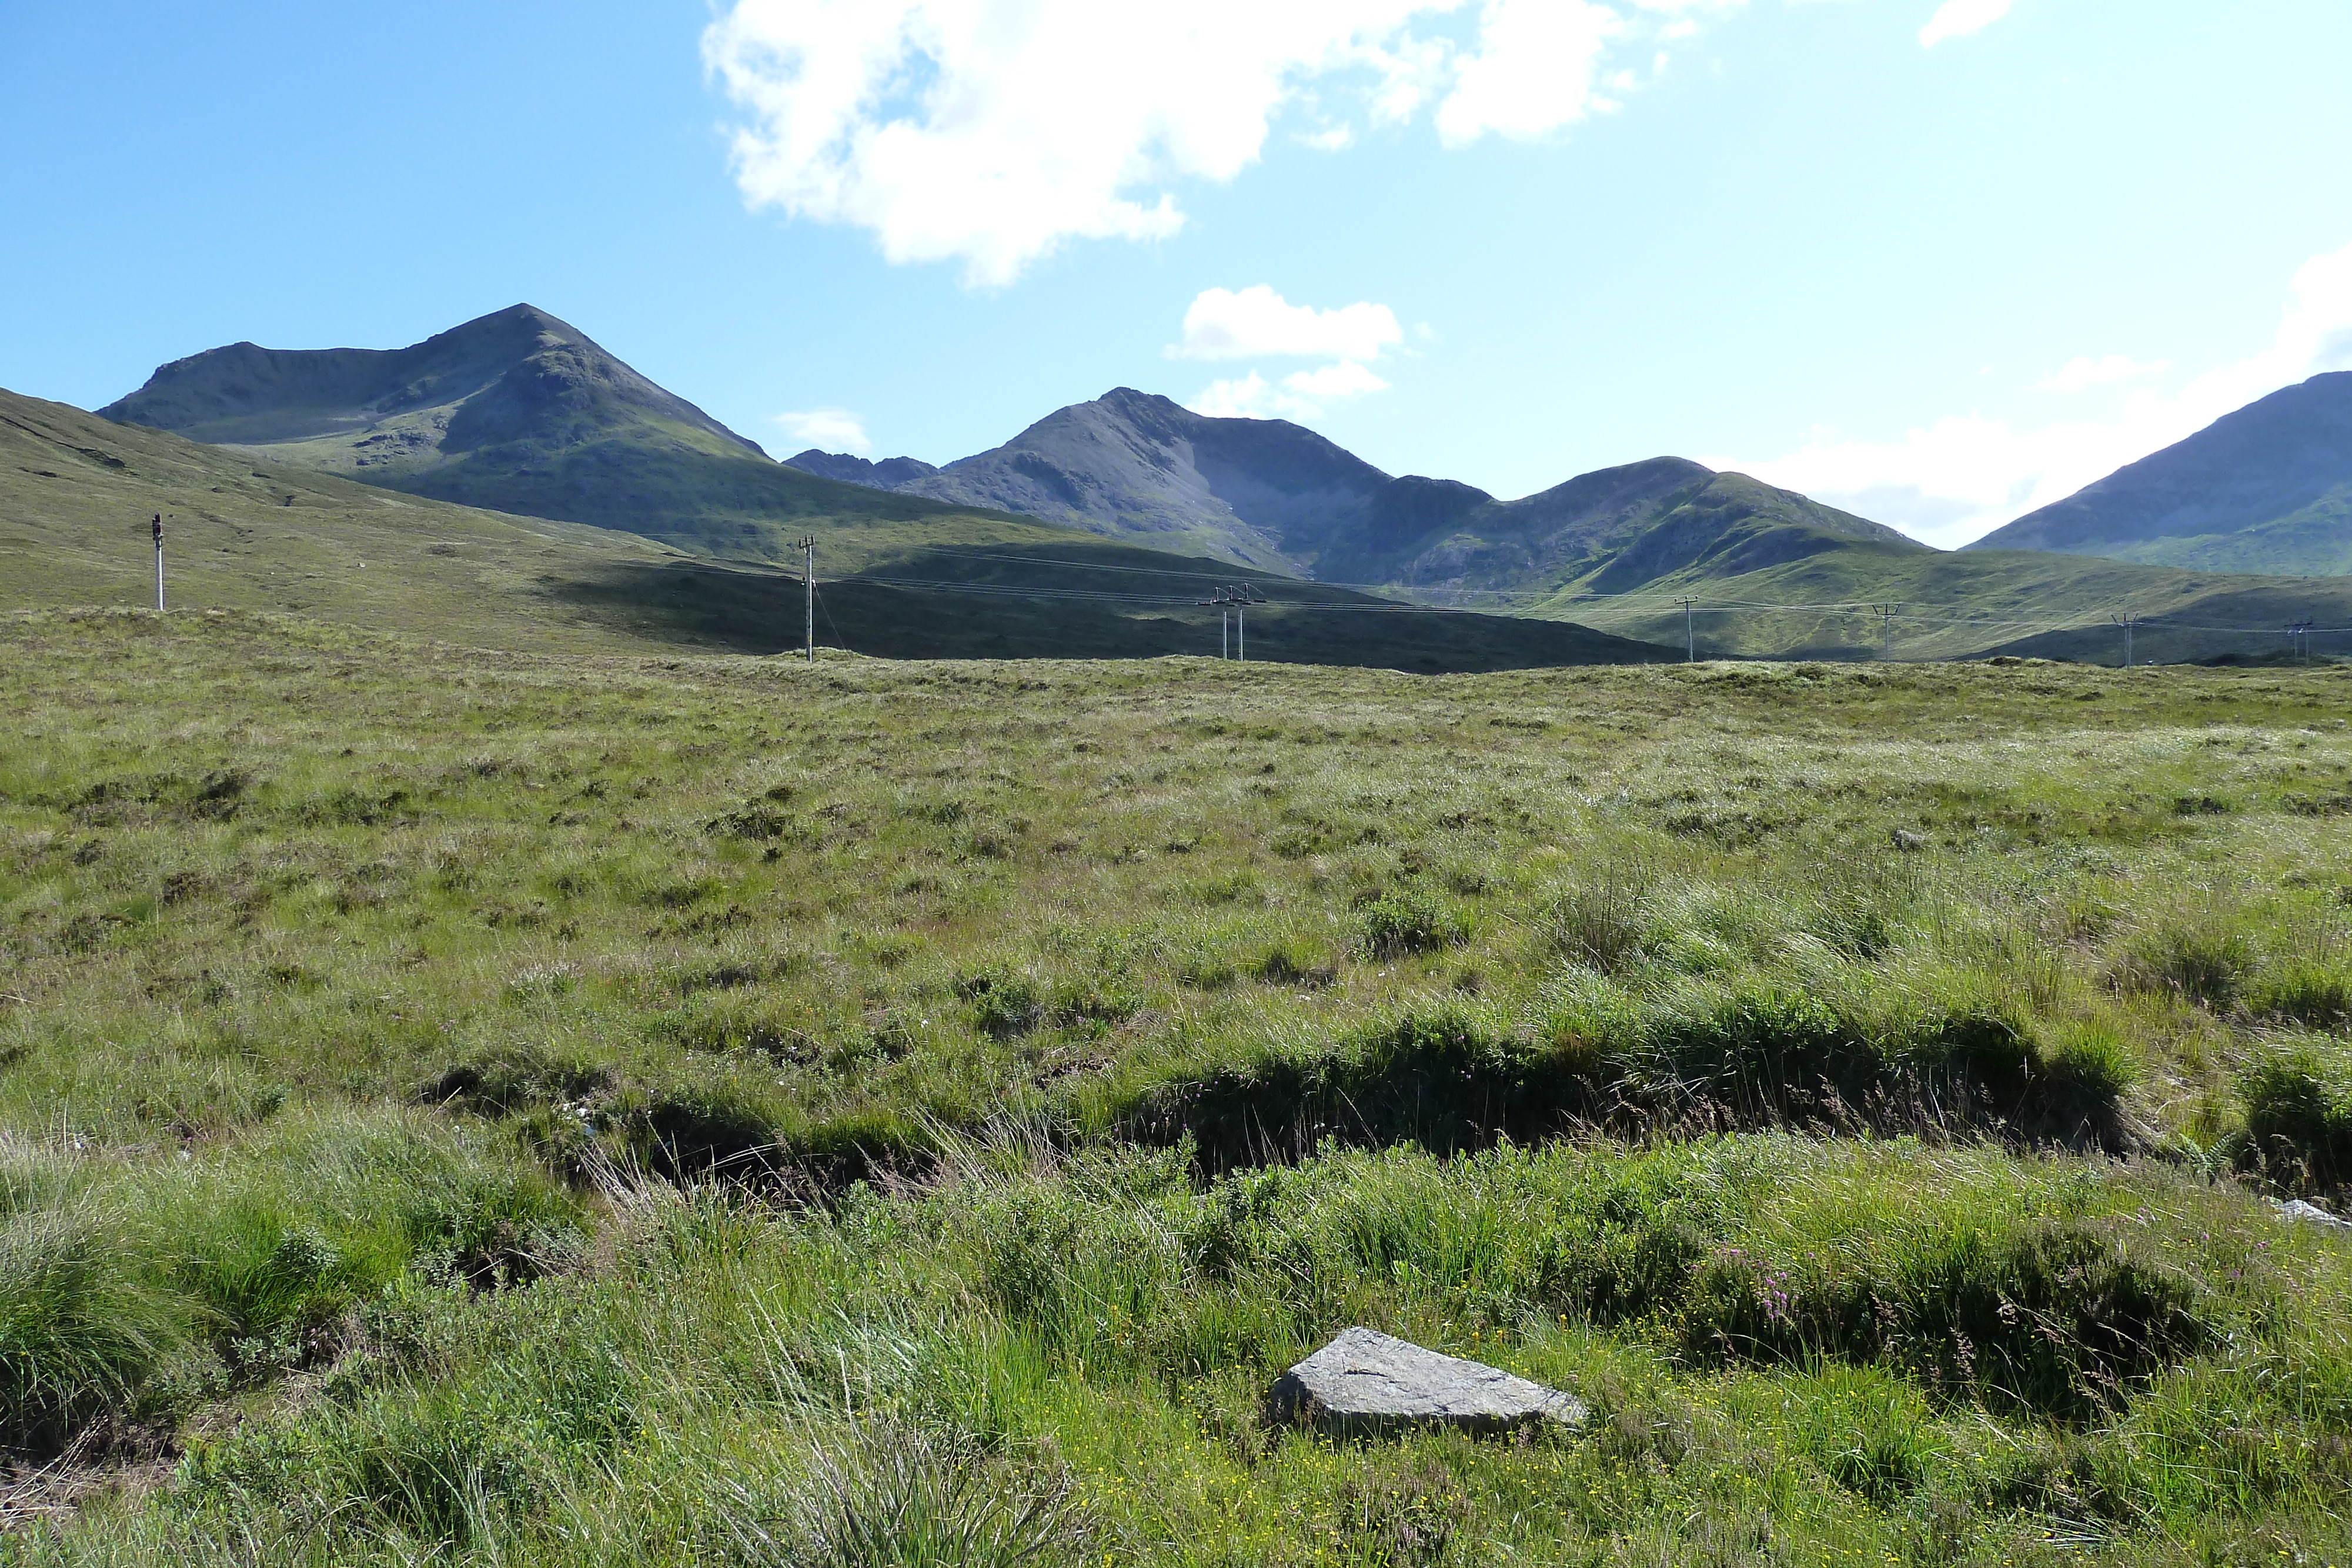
[8, 610, 2352, 1560]
[0, 1111, 577, 1453]
[15, 1138, 2347, 1566]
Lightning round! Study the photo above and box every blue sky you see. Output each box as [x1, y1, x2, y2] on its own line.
[2, 0, 2348, 546]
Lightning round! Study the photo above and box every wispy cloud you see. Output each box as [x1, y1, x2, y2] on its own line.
[1170, 285, 1401, 362]
[1920, 0, 2013, 48]
[772, 407, 871, 454]
[1721, 239, 2352, 548]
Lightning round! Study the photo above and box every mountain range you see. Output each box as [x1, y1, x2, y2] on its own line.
[55, 302, 2352, 665]
[22, 310, 1673, 671]
[781, 388, 1919, 599]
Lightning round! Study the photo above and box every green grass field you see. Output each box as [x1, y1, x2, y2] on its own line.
[5, 608, 2352, 1563]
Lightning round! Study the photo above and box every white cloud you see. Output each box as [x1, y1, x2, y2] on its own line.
[1920, 0, 2013, 47]
[772, 407, 872, 453]
[1171, 285, 1402, 362]
[1186, 359, 1393, 420]
[704, 0, 1742, 285]
[1436, 0, 1622, 146]
[1173, 285, 1398, 419]
[1720, 238, 2352, 549]
[1188, 373, 1307, 420]
[2035, 354, 2173, 393]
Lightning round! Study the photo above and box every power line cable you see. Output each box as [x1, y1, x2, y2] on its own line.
[812, 580, 857, 656]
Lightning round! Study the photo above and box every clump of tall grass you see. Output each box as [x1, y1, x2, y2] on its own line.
[1680, 1215, 2212, 1419]
[0, 1111, 579, 1452]
[0, 1198, 192, 1450]
[1355, 887, 1468, 958]
[1541, 858, 1658, 972]
[2237, 1044, 2352, 1195]
[2246, 959, 2352, 1028]
[715, 1421, 1089, 1568]
[2112, 922, 2257, 1009]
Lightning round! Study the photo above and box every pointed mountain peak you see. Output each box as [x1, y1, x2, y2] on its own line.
[99, 305, 766, 464]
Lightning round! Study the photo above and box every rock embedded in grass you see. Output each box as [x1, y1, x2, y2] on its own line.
[1268, 1327, 1584, 1438]
[2278, 1198, 2352, 1233]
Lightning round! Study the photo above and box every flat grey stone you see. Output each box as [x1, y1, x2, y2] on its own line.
[1268, 1327, 1585, 1438]
[2279, 1198, 2352, 1233]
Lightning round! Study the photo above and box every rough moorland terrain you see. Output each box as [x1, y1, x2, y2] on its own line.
[3, 610, 2351, 1564]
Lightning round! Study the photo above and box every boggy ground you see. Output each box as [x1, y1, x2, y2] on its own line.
[3, 606, 2351, 1565]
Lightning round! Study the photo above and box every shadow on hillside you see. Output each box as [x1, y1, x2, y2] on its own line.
[546, 561, 1671, 671]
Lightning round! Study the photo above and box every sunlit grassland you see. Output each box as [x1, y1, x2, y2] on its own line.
[4, 607, 2352, 1564]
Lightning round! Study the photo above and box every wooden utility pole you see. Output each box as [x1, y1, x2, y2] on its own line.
[2113, 613, 2140, 668]
[1873, 603, 1895, 661]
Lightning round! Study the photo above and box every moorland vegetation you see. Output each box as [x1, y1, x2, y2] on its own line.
[3, 608, 2352, 1563]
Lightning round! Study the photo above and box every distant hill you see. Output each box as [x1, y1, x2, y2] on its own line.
[1374, 462, 1922, 601]
[6, 387, 1669, 671]
[876, 387, 1398, 571]
[788, 388, 1914, 593]
[784, 450, 940, 487]
[1966, 372, 2352, 573]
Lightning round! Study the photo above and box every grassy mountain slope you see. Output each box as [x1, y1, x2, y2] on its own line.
[1382, 466, 1924, 601]
[1, 386, 694, 654]
[1538, 529, 2352, 662]
[5, 389, 1669, 670]
[1967, 370, 2352, 573]
[2077, 482, 2352, 575]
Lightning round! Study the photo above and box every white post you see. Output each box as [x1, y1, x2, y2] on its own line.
[152, 514, 165, 612]
[802, 536, 814, 663]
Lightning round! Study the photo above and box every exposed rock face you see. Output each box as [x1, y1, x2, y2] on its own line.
[1268, 1328, 1584, 1438]
[2279, 1198, 2352, 1233]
